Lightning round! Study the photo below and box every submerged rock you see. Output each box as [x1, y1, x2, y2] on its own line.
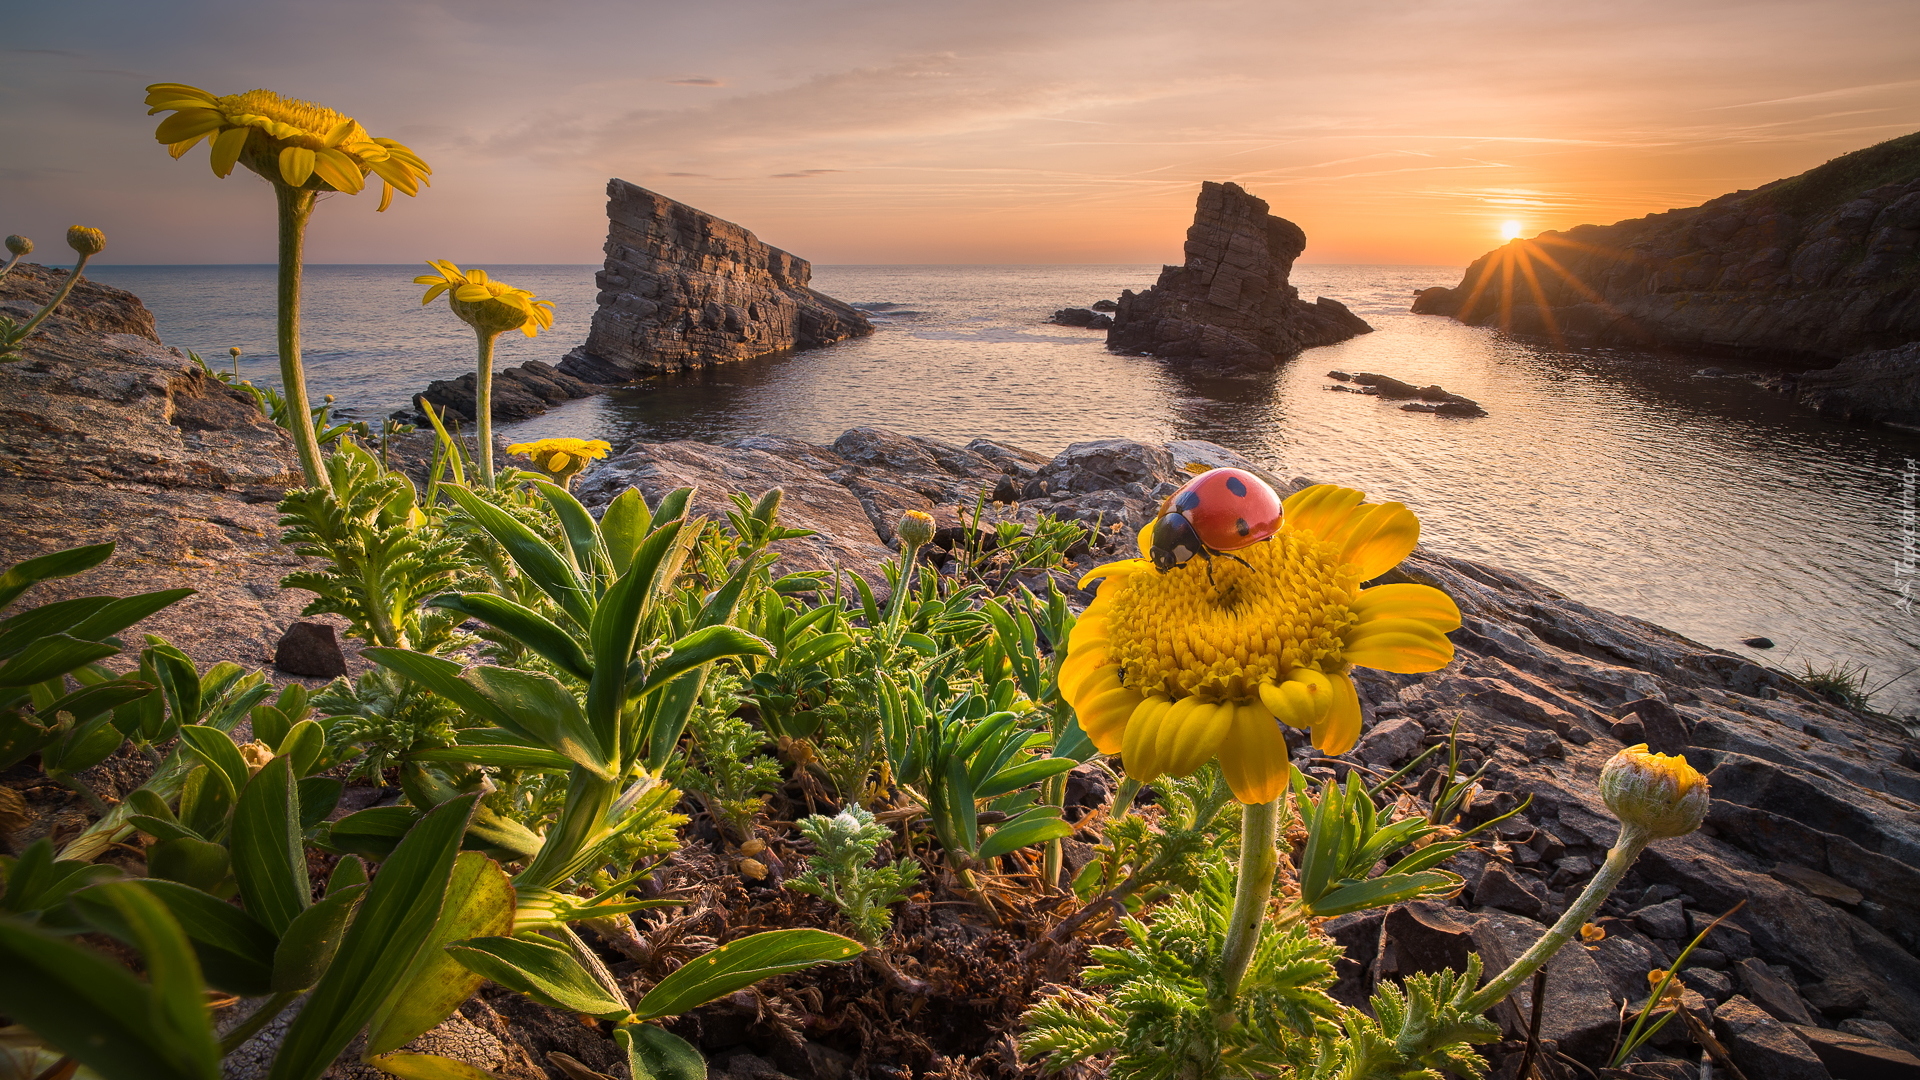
[558, 179, 871, 384]
[1107, 182, 1372, 366]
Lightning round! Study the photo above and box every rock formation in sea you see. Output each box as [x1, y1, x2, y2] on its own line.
[1107, 181, 1373, 365]
[410, 358, 604, 425]
[1770, 341, 1920, 432]
[1413, 132, 1920, 363]
[557, 179, 873, 385]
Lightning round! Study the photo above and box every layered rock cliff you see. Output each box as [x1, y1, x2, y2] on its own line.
[1108, 181, 1372, 365]
[1413, 132, 1920, 362]
[558, 180, 872, 384]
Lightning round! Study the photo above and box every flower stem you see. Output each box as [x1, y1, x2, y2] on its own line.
[9, 253, 93, 344]
[273, 183, 328, 490]
[474, 328, 497, 486]
[1462, 822, 1650, 1015]
[1216, 796, 1282, 1006]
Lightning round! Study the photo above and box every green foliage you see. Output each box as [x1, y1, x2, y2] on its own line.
[315, 665, 466, 779]
[1791, 658, 1880, 711]
[787, 804, 921, 946]
[677, 672, 782, 842]
[1070, 766, 1237, 915]
[279, 440, 467, 651]
[1290, 769, 1464, 917]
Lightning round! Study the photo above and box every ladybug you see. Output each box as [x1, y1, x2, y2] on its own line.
[1149, 467, 1283, 575]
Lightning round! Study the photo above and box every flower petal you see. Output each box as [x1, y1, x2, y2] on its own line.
[153, 109, 224, 144]
[1123, 691, 1184, 777]
[208, 125, 249, 178]
[1077, 558, 1148, 592]
[1258, 668, 1333, 728]
[166, 133, 211, 159]
[418, 283, 450, 305]
[278, 146, 316, 187]
[1281, 484, 1366, 543]
[1163, 699, 1234, 777]
[1310, 673, 1363, 756]
[1352, 583, 1461, 633]
[1336, 501, 1421, 580]
[1343, 619, 1455, 674]
[309, 147, 365, 194]
[1219, 701, 1290, 804]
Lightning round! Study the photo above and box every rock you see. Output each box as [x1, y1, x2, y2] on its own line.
[1023, 439, 1177, 498]
[1090, 299, 1119, 312]
[1473, 910, 1621, 1059]
[1356, 717, 1425, 766]
[1327, 370, 1353, 380]
[1412, 132, 1920, 366]
[1474, 862, 1546, 918]
[1734, 957, 1818, 1026]
[1770, 863, 1865, 906]
[274, 621, 348, 678]
[557, 179, 871, 383]
[409, 360, 605, 425]
[1840, 1020, 1920, 1057]
[1715, 996, 1833, 1080]
[1524, 730, 1566, 760]
[1680, 966, 1734, 1003]
[1616, 697, 1691, 755]
[1783, 341, 1920, 430]
[1374, 901, 1477, 982]
[1611, 717, 1648, 745]
[1631, 899, 1690, 940]
[1107, 182, 1372, 366]
[1743, 637, 1776, 648]
[1088, 313, 1114, 329]
[1791, 1025, 1920, 1080]
[1801, 976, 1874, 1017]
[1050, 307, 1098, 327]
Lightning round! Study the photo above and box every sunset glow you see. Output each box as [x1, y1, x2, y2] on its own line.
[1501, 221, 1526, 241]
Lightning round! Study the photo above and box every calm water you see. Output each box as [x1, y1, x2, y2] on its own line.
[88, 263, 1920, 715]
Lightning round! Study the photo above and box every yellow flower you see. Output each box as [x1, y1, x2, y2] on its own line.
[1059, 483, 1459, 803]
[144, 84, 431, 211]
[506, 438, 612, 484]
[897, 509, 936, 549]
[65, 227, 106, 257]
[1600, 745, 1709, 839]
[415, 261, 555, 338]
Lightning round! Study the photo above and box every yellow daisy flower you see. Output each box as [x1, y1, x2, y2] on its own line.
[506, 438, 612, 486]
[415, 262, 556, 338]
[1059, 483, 1460, 804]
[144, 84, 431, 211]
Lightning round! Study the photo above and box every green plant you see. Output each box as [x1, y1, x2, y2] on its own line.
[0, 226, 105, 363]
[1791, 658, 1879, 711]
[787, 804, 921, 946]
[679, 673, 783, 842]
[1611, 903, 1745, 1067]
[278, 440, 468, 651]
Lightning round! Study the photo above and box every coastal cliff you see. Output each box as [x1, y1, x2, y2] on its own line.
[1108, 181, 1372, 366]
[1413, 132, 1920, 362]
[558, 180, 872, 384]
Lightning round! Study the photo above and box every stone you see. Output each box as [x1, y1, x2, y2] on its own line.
[1050, 307, 1098, 327]
[1523, 730, 1566, 760]
[409, 360, 604, 424]
[1088, 313, 1114, 329]
[1411, 136, 1920, 371]
[1631, 899, 1690, 941]
[1374, 901, 1477, 982]
[1107, 182, 1371, 366]
[1770, 862, 1864, 906]
[1680, 966, 1735, 1003]
[1617, 697, 1691, 754]
[558, 179, 870, 383]
[1800, 976, 1874, 1017]
[1840, 1020, 1920, 1057]
[274, 621, 348, 679]
[1734, 957, 1818, 1026]
[1715, 996, 1833, 1080]
[1743, 637, 1776, 648]
[1355, 717, 1424, 766]
[1784, 341, 1920, 432]
[1474, 862, 1546, 918]
[1024, 439, 1177, 497]
[1611, 717, 1648, 744]
[1472, 909, 1622, 1059]
[1090, 299, 1119, 312]
[1790, 1025, 1920, 1080]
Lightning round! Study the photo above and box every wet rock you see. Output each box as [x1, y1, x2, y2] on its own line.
[1734, 957, 1818, 1026]
[1108, 182, 1371, 366]
[1715, 996, 1833, 1080]
[1790, 1025, 1920, 1080]
[274, 621, 348, 679]
[410, 360, 605, 424]
[1049, 307, 1099, 327]
[558, 179, 870, 383]
[1782, 341, 1920, 432]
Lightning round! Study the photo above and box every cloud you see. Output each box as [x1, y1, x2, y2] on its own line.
[668, 77, 725, 86]
[771, 169, 841, 178]
[1710, 79, 1920, 110]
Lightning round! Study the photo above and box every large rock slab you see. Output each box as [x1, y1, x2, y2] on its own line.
[1777, 340, 1920, 430]
[1107, 181, 1371, 366]
[559, 180, 871, 383]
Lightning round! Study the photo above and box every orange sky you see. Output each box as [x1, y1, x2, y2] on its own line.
[6, 0, 1920, 266]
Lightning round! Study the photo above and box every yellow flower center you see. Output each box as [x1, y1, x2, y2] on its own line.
[1103, 529, 1359, 702]
[216, 89, 377, 152]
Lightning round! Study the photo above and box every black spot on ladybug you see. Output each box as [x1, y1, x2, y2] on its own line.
[1224, 476, 1248, 497]
[1235, 517, 1250, 536]
[1174, 491, 1201, 512]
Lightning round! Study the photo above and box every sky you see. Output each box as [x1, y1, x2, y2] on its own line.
[5, 0, 1920, 267]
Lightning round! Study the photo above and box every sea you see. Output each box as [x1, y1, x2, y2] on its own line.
[84, 263, 1920, 717]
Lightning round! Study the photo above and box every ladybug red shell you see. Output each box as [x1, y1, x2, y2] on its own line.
[1149, 467, 1283, 573]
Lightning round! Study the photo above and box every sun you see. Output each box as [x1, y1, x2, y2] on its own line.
[1501, 220, 1526, 241]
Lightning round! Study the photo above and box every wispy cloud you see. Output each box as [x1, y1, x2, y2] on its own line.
[1711, 79, 1920, 110]
[667, 77, 725, 86]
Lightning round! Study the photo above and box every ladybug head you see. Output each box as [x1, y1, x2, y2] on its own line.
[1149, 511, 1204, 573]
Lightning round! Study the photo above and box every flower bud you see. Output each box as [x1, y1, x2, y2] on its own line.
[898, 509, 935, 550]
[5, 235, 31, 257]
[229, 346, 242, 358]
[65, 226, 106, 257]
[238, 740, 276, 775]
[1600, 744, 1709, 839]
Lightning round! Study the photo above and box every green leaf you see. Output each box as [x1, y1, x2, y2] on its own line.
[534, 479, 607, 581]
[635, 626, 773, 698]
[406, 743, 574, 770]
[361, 648, 516, 732]
[632, 929, 863, 1021]
[267, 794, 478, 1080]
[178, 761, 236, 840]
[0, 542, 115, 611]
[299, 776, 344, 829]
[784, 631, 853, 668]
[64, 588, 196, 643]
[0, 838, 119, 916]
[0, 595, 115, 658]
[1306, 870, 1463, 917]
[599, 488, 652, 578]
[587, 520, 686, 743]
[0, 633, 120, 688]
[462, 664, 612, 780]
[151, 647, 204, 729]
[179, 725, 250, 795]
[425, 593, 592, 681]
[365, 1052, 500, 1080]
[619, 1023, 708, 1080]
[976, 756, 1079, 800]
[251, 703, 292, 750]
[325, 805, 423, 861]
[272, 883, 368, 992]
[977, 813, 1074, 860]
[446, 933, 631, 1019]
[364, 852, 515, 1055]
[443, 486, 590, 625]
[329, 855, 369, 896]
[77, 877, 277, 996]
[232, 755, 309, 935]
[1384, 840, 1471, 878]
[43, 710, 129, 777]
[0, 883, 219, 1080]
[147, 836, 233, 895]
[280, 719, 326, 777]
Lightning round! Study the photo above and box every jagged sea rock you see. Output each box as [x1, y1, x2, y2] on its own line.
[1413, 131, 1920, 362]
[1773, 340, 1920, 431]
[558, 180, 871, 384]
[408, 359, 604, 424]
[1107, 181, 1372, 366]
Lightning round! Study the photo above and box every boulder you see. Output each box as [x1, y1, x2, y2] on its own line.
[409, 360, 604, 424]
[1049, 308, 1099, 327]
[558, 179, 870, 383]
[274, 621, 347, 678]
[1107, 182, 1371, 366]
[1790, 1025, 1920, 1080]
[1355, 717, 1424, 767]
[1714, 996, 1833, 1080]
[1022, 439, 1177, 498]
[1472, 909, 1621, 1059]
